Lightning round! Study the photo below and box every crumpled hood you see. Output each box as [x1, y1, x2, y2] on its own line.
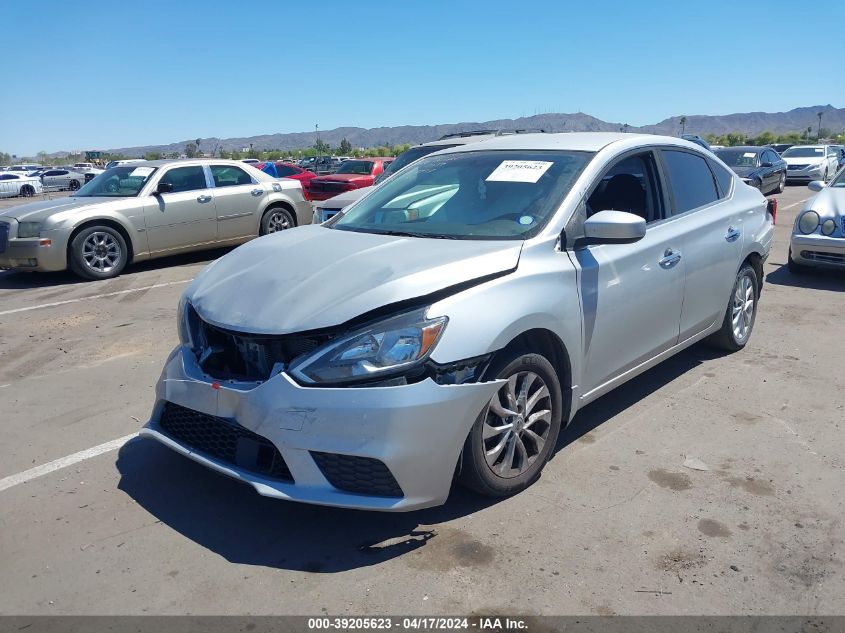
[188, 225, 522, 335]
[0, 196, 114, 222]
[803, 187, 845, 218]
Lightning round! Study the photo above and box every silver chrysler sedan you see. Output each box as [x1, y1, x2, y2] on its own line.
[0, 159, 311, 279]
[788, 172, 845, 272]
[141, 133, 774, 511]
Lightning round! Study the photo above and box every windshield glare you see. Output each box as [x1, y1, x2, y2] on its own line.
[716, 150, 759, 167]
[830, 170, 845, 188]
[782, 147, 825, 158]
[331, 150, 592, 240]
[336, 160, 374, 175]
[75, 165, 157, 197]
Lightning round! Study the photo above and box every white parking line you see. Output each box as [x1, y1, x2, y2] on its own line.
[0, 433, 138, 493]
[781, 197, 809, 210]
[0, 280, 192, 317]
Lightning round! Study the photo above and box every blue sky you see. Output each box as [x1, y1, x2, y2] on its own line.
[2, 0, 842, 156]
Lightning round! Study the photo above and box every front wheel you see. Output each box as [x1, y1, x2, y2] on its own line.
[68, 179, 80, 191]
[458, 350, 563, 497]
[775, 172, 786, 194]
[68, 226, 128, 280]
[20, 185, 34, 197]
[705, 263, 759, 351]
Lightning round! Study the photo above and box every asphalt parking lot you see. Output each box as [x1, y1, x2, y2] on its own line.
[1, 184, 843, 616]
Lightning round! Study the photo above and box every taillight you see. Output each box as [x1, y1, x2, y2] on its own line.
[767, 198, 777, 225]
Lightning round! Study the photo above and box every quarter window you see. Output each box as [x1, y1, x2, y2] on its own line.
[159, 166, 208, 193]
[709, 160, 734, 199]
[210, 165, 254, 187]
[662, 150, 719, 214]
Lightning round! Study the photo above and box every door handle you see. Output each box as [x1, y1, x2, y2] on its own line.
[197, 195, 212, 203]
[725, 227, 741, 242]
[659, 248, 682, 268]
[251, 188, 264, 196]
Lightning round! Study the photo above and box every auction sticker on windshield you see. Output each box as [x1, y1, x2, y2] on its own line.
[486, 160, 553, 183]
[130, 167, 154, 178]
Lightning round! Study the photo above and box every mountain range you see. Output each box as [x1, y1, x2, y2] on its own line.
[64, 105, 845, 157]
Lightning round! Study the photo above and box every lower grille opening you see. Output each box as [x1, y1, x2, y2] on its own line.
[159, 402, 293, 481]
[801, 250, 845, 264]
[311, 451, 403, 498]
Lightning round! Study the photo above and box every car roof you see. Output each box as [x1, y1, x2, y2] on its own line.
[117, 158, 256, 168]
[432, 132, 687, 154]
[715, 146, 763, 152]
[786, 144, 825, 149]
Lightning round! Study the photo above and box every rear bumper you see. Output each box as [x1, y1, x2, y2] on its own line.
[790, 233, 845, 268]
[142, 346, 503, 511]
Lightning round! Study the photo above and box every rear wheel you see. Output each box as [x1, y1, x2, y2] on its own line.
[775, 172, 786, 193]
[260, 206, 295, 235]
[68, 226, 128, 280]
[20, 185, 34, 197]
[458, 350, 563, 497]
[706, 263, 759, 351]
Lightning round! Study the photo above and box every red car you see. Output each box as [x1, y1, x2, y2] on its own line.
[256, 161, 317, 195]
[308, 158, 393, 201]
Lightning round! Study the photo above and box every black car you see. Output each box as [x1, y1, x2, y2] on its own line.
[715, 146, 787, 195]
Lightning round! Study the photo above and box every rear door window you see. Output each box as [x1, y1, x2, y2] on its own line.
[662, 150, 720, 214]
[210, 165, 254, 187]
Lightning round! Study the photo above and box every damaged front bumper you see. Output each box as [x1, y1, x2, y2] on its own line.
[141, 346, 503, 511]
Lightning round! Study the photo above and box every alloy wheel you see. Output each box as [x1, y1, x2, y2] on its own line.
[483, 371, 553, 478]
[266, 209, 292, 233]
[82, 231, 122, 273]
[731, 271, 755, 343]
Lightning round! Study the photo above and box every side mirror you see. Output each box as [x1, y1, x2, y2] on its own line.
[807, 180, 825, 192]
[156, 181, 173, 194]
[761, 161, 773, 168]
[583, 210, 646, 244]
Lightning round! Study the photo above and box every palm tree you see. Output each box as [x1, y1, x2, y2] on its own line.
[620, 123, 630, 133]
[806, 126, 813, 140]
[816, 112, 823, 140]
[679, 116, 687, 135]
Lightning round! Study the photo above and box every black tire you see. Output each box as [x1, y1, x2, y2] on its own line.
[775, 172, 786, 194]
[705, 262, 759, 352]
[260, 206, 295, 235]
[787, 249, 811, 275]
[68, 225, 128, 280]
[20, 185, 34, 197]
[458, 349, 563, 497]
[68, 180, 80, 191]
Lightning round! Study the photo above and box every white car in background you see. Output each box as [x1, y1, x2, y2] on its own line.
[40, 168, 88, 191]
[105, 159, 146, 169]
[0, 172, 43, 198]
[7, 164, 42, 174]
[782, 145, 841, 183]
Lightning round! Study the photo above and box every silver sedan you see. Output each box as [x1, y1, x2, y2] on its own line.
[789, 172, 845, 273]
[40, 168, 88, 191]
[142, 133, 774, 511]
[0, 159, 312, 279]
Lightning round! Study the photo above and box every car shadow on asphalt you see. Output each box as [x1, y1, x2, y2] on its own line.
[116, 438, 498, 573]
[0, 247, 234, 290]
[765, 263, 845, 291]
[115, 344, 717, 573]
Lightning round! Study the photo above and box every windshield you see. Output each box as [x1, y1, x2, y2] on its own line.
[830, 170, 845, 188]
[75, 165, 157, 197]
[716, 149, 759, 167]
[782, 147, 825, 158]
[385, 144, 459, 176]
[330, 150, 592, 240]
[336, 160, 374, 175]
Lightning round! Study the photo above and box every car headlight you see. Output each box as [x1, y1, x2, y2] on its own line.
[798, 211, 820, 234]
[821, 219, 836, 236]
[17, 222, 41, 238]
[290, 308, 448, 385]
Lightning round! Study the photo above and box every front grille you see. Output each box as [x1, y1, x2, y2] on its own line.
[187, 305, 329, 381]
[159, 402, 293, 481]
[0, 222, 8, 254]
[310, 181, 349, 192]
[311, 452, 403, 497]
[800, 251, 845, 264]
[788, 164, 808, 171]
